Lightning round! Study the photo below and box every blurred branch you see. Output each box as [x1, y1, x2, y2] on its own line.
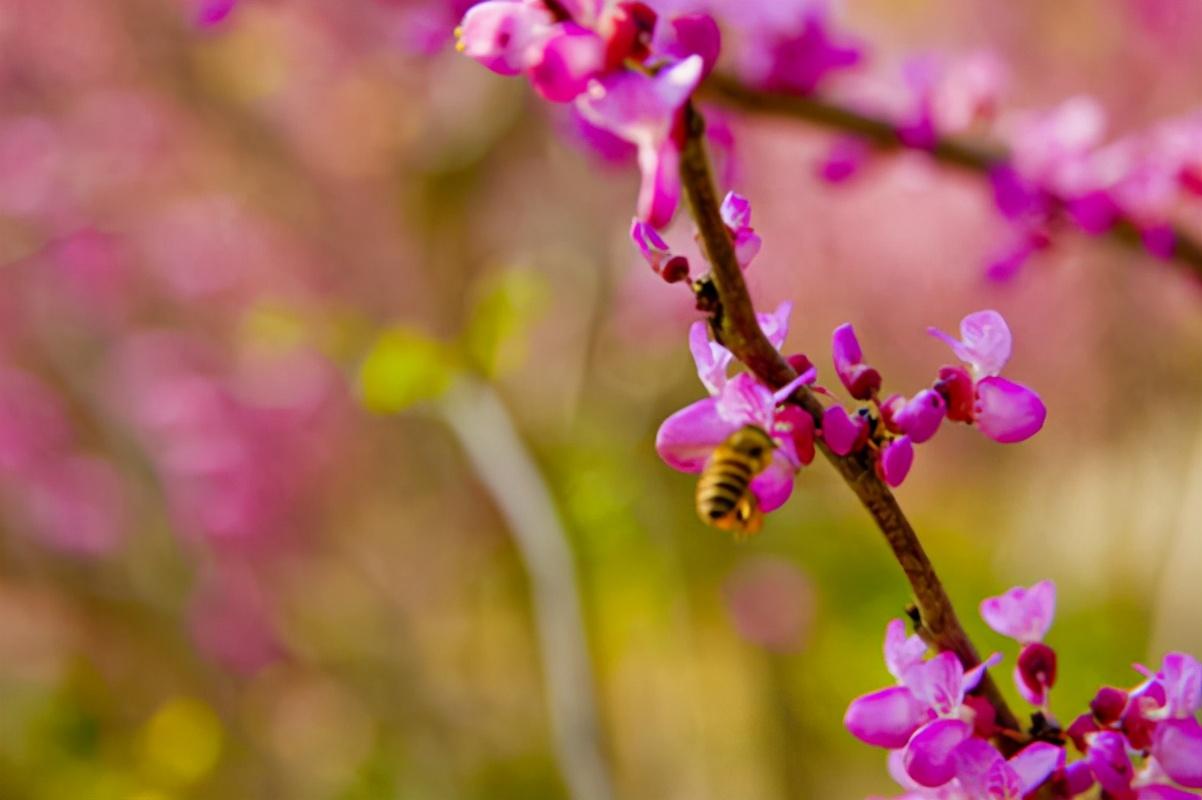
[678, 101, 1023, 741]
[699, 73, 1202, 278]
[439, 379, 614, 800]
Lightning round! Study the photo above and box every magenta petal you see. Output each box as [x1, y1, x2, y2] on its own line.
[528, 23, 606, 102]
[732, 227, 762, 269]
[749, 452, 795, 513]
[577, 55, 702, 147]
[893, 389, 946, 444]
[880, 436, 914, 487]
[961, 652, 1002, 694]
[979, 580, 1056, 644]
[1158, 652, 1202, 718]
[637, 140, 681, 229]
[903, 718, 972, 788]
[720, 191, 753, 230]
[757, 301, 792, 351]
[1153, 718, 1202, 788]
[974, 377, 1046, 444]
[949, 737, 1021, 799]
[657, 14, 722, 78]
[927, 310, 1012, 378]
[903, 652, 964, 716]
[832, 322, 863, 373]
[716, 374, 776, 430]
[631, 218, 671, 271]
[822, 405, 863, 456]
[884, 619, 929, 683]
[1007, 742, 1064, 794]
[655, 398, 734, 472]
[844, 686, 929, 749]
[457, 1, 552, 76]
[1087, 730, 1136, 795]
[689, 321, 732, 395]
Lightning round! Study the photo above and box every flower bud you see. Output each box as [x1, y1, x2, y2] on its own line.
[786, 353, 814, 376]
[601, 1, 657, 69]
[661, 255, 690, 283]
[933, 365, 974, 422]
[1017, 641, 1057, 699]
[1089, 686, 1128, 725]
[892, 388, 945, 444]
[774, 405, 815, 466]
[1065, 712, 1099, 753]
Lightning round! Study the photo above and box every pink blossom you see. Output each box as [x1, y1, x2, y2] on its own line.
[831, 322, 881, 400]
[879, 436, 914, 487]
[630, 218, 690, 282]
[577, 55, 703, 226]
[929, 311, 1045, 444]
[821, 404, 866, 456]
[528, 22, 607, 102]
[456, 0, 555, 76]
[980, 580, 1056, 644]
[657, 305, 813, 514]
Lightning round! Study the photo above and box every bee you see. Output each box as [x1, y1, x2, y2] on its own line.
[695, 425, 776, 537]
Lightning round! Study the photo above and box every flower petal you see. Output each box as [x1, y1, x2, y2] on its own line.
[1006, 742, 1063, 795]
[904, 718, 972, 788]
[893, 389, 946, 444]
[757, 301, 792, 351]
[636, 139, 681, 228]
[655, 397, 734, 473]
[949, 737, 1021, 800]
[844, 686, 929, 749]
[962, 652, 1002, 694]
[903, 651, 965, 717]
[720, 191, 753, 230]
[1153, 718, 1202, 788]
[577, 55, 702, 148]
[884, 618, 929, 683]
[880, 435, 915, 487]
[528, 23, 606, 102]
[689, 320, 732, 395]
[1158, 652, 1202, 719]
[928, 310, 1012, 377]
[822, 405, 865, 456]
[716, 373, 776, 430]
[749, 451, 795, 513]
[1087, 730, 1136, 796]
[979, 580, 1056, 644]
[973, 377, 1046, 444]
[457, 1, 552, 76]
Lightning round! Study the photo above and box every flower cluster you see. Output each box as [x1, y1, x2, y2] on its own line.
[654, 300, 1045, 525]
[848, 581, 1202, 799]
[457, 0, 721, 227]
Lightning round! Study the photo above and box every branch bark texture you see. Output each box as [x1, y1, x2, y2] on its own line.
[679, 102, 1023, 738]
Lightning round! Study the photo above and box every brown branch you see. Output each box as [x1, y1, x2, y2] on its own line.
[678, 101, 1023, 741]
[699, 72, 1202, 278]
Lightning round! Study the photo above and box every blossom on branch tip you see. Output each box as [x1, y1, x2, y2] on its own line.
[831, 322, 881, 400]
[929, 310, 1045, 444]
[720, 191, 762, 268]
[657, 304, 812, 515]
[577, 55, 704, 227]
[630, 219, 689, 282]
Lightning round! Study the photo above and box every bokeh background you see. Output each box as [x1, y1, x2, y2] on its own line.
[2, 0, 1202, 798]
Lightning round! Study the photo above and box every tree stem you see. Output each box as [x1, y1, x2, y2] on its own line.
[678, 101, 1023, 740]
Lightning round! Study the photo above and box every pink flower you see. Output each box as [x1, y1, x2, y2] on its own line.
[831, 323, 881, 400]
[980, 580, 1056, 644]
[456, 0, 555, 76]
[657, 304, 813, 513]
[892, 389, 946, 445]
[821, 404, 867, 456]
[879, 435, 914, 487]
[630, 219, 689, 282]
[528, 22, 607, 102]
[929, 311, 1046, 444]
[845, 620, 1004, 788]
[720, 191, 762, 269]
[577, 55, 704, 227]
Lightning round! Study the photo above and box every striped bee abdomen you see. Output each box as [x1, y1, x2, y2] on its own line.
[695, 425, 776, 536]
